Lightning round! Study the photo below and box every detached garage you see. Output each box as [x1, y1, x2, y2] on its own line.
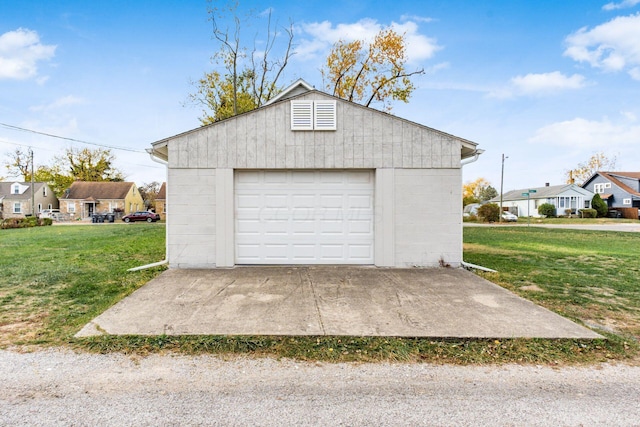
[149, 79, 481, 269]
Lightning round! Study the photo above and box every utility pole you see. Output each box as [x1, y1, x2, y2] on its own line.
[29, 148, 35, 217]
[499, 154, 507, 223]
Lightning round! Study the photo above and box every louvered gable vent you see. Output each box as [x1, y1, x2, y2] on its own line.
[291, 100, 336, 131]
[291, 101, 313, 130]
[314, 100, 336, 130]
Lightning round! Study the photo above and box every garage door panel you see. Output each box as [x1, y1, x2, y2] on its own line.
[236, 194, 261, 208]
[264, 220, 288, 235]
[348, 244, 374, 260]
[319, 219, 343, 234]
[348, 171, 373, 183]
[292, 244, 316, 260]
[320, 244, 344, 260]
[264, 194, 288, 208]
[291, 220, 315, 235]
[263, 171, 288, 183]
[348, 194, 373, 209]
[235, 170, 374, 264]
[348, 219, 373, 235]
[320, 194, 343, 208]
[292, 195, 315, 208]
[263, 244, 289, 260]
[236, 219, 261, 236]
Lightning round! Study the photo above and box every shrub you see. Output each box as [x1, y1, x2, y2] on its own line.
[537, 203, 556, 218]
[591, 194, 608, 217]
[463, 214, 478, 222]
[477, 203, 500, 223]
[0, 217, 53, 229]
[579, 208, 597, 218]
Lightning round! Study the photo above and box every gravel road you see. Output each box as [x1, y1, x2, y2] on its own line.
[1, 349, 639, 426]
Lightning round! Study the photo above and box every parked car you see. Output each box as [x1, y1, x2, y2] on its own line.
[38, 209, 61, 219]
[122, 211, 160, 223]
[501, 211, 518, 222]
[607, 210, 622, 218]
[463, 203, 481, 218]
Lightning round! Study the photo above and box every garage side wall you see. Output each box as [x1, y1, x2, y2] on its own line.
[394, 169, 462, 267]
[167, 167, 217, 268]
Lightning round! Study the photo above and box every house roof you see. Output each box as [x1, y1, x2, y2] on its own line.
[63, 181, 135, 200]
[149, 78, 480, 162]
[596, 172, 640, 198]
[0, 182, 46, 200]
[157, 182, 166, 200]
[492, 184, 593, 202]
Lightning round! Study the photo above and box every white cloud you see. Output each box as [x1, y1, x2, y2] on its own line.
[400, 14, 434, 24]
[0, 28, 56, 80]
[30, 95, 85, 112]
[512, 72, 586, 93]
[530, 115, 640, 148]
[602, 0, 640, 10]
[488, 72, 586, 98]
[296, 18, 440, 63]
[564, 13, 640, 79]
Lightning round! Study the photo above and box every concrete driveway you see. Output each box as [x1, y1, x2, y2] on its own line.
[77, 267, 599, 339]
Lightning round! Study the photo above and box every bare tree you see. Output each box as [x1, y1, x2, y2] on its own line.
[189, 2, 295, 124]
[4, 148, 31, 180]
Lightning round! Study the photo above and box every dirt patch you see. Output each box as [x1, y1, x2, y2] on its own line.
[520, 284, 545, 292]
[0, 314, 48, 348]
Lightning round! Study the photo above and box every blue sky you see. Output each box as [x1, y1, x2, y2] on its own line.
[2, 0, 640, 191]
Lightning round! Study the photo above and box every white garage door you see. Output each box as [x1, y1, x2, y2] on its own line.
[235, 170, 374, 264]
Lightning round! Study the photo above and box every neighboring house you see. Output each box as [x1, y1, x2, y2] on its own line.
[155, 182, 166, 220]
[490, 183, 594, 217]
[148, 78, 481, 268]
[581, 172, 640, 211]
[0, 182, 59, 219]
[60, 181, 144, 220]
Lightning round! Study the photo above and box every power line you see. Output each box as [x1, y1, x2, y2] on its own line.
[0, 122, 146, 153]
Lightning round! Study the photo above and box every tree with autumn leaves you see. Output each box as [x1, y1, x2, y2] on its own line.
[322, 28, 424, 112]
[463, 178, 498, 206]
[3, 147, 124, 197]
[565, 152, 617, 185]
[190, 3, 425, 123]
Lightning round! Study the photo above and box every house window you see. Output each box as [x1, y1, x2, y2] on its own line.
[13, 185, 20, 194]
[38, 203, 42, 213]
[43, 187, 47, 197]
[291, 100, 337, 131]
[13, 202, 21, 213]
[584, 200, 591, 209]
[623, 198, 632, 205]
[48, 204, 52, 209]
[68, 202, 75, 213]
[594, 183, 604, 193]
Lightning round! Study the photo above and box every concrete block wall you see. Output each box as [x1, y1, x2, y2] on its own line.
[167, 168, 217, 268]
[393, 169, 462, 267]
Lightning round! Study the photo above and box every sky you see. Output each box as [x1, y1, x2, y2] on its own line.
[2, 0, 640, 192]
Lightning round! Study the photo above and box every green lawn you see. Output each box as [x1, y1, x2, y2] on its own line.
[464, 226, 640, 341]
[1, 223, 638, 364]
[0, 224, 165, 346]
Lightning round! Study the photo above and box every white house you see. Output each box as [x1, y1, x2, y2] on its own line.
[492, 183, 594, 217]
[148, 79, 481, 268]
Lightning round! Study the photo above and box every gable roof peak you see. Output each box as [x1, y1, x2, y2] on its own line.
[264, 78, 315, 106]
